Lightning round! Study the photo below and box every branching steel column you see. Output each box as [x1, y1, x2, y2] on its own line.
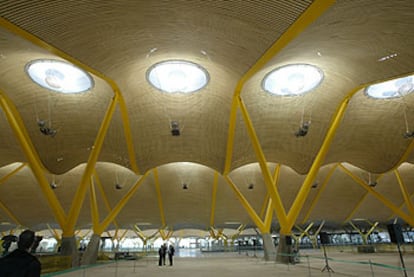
[394, 170, 414, 217]
[0, 92, 66, 227]
[302, 164, 338, 223]
[282, 86, 363, 234]
[209, 172, 219, 227]
[224, 175, 265, 232]
[94, 170, 120, 229]
[344, 192, 369, 223]
[339, 164, 414, 226]
[0, 163, 26, 185]
[263, 164, 281, 232]
[89, 178, 100, 233]
[64, 95, 119, 237]
[95, 171, 149, 234]
[153, 168, 166, 227]
[0, 200, 21, 226]
[223, 0, 335, 174]
[0, 17, 140, 174]
[238, 97, 287, 229]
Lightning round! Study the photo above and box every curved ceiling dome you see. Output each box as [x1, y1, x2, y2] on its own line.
[25, 59, 94, 93]
[147, 60, 209, 94]
[365, 75, 414, 99]
[262, 63, 324, 96]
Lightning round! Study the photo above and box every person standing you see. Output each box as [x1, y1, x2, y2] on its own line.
[158, 245, 164, 266]
[168, 244, 175, 266]
[0, 229, 41, 277]
[161, 243, 167, 265]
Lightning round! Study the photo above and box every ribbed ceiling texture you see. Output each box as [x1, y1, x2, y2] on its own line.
[0, 0, 413, 237]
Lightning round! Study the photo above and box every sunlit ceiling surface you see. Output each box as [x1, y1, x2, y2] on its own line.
[0, 1, 413, 237]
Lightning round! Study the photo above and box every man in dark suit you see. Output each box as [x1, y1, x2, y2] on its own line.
[0, 229, 41, 277]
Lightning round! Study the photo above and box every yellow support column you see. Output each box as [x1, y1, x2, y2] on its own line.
[238, 97, 287, 229]
[0, 92, 66, 228]
[339, 164, 414, 226]
[209, 172, 219, 228]
[394, 170, 414, 217]
[224, 175, 265, 232]
[223, 0, 335, 174]
[64, 95, 119, 237]
[95, 171, 150, 234]
[302, 164, 338, 223]
[153, 168, 166, 228]
[283, 87, 363, 234]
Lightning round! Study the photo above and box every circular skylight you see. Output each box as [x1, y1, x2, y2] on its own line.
[262, 64, 324, 96]
[365, 75, 414, 99]
[26, 59, 94, 93]
[147, 60, 209, 93]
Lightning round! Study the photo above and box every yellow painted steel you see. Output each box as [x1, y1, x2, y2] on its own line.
[282, 86, 364, 234]
[223, 0, 335, 174]
[0, 17, 140, 174]
[339, 164, 414, 225]
[224, 175, 265, 232]
[263, 164, 281, 231]
[390, 191, 414, 220]
[302, 164, 338, 223]
[46, 224, 61, 241]
[394, 170, 414, 217]
[117, 96, 140, 174]
[223, 99, 240, 174]
[89, 178, 100, 232]
[0, 200, 21, 225]
[349, 221, 378, 244]
[260, 194, 270, 219]
[153, 168, 166, 227]
[93, 170, 120, 229]
[344, 192, 369, 223]
[95, 171, 150, 234]
[0, 93, 67, 227]
[0, 163, 26, 185]
[64, 95, 119, 236]
[209, 172, 219, 227]
[238, 97, 288, 229]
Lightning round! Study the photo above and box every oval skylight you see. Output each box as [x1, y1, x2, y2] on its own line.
[365, 75, 414, 99]
[26, 59, 94, 93]
[147, 60, 209, 94]
[262, 64, 324, 96]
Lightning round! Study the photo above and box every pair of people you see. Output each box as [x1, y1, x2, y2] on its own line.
[158, 243, 175, 266]
[0, 229, 41, 277]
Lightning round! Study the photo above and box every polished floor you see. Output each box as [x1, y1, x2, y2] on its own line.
[44, 248, 413, 277]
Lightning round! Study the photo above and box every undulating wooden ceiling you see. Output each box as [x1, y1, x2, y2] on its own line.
[0, 0, 413, 237]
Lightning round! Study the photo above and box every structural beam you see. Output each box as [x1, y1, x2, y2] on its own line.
[223, 0, 335, 174]
[394, 170, 414, 218]
[344, 192, 369, 223]
[0, 200, 21, 226]
[302, 164, 338, 223]
[95, 171, 149, 234]
[209, 172, 219, 227]
[0, 92, 66, 227]
[282, 86, 364, 234]
[339, 164, 414, 226]
[224, 175, 265, 232]
[93, 170, 120, 229]
[64, 95, 119, 236]
[0, 17, 140, 174]
[0, 163, 26, 186]
[238, 97, 287, 228]
[89, 177, 100, 233]
[153, 168, 166, 227]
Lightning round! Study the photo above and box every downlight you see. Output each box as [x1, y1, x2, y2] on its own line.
[26, 59, 94, 93]
[147, 60, 209, 94]
[365, 75, 414, 99]
[262, 64, 324, 96]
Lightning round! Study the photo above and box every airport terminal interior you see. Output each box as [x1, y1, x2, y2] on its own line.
[0, 0, 413, 276]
